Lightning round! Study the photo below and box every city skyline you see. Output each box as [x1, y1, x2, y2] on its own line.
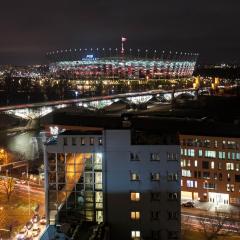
[0, 0, 240, 65]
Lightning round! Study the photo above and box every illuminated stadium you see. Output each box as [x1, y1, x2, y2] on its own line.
[46, 48, 198, 80]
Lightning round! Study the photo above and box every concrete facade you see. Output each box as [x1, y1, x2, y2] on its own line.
[44, 129, 181, 240]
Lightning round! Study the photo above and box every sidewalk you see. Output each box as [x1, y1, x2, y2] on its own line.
[181, 200, 240, 220]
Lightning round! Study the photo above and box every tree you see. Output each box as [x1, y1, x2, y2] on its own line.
[181, 215, 193, 240]
[0, 177, 15, 202]
[199, 211, 230, 240]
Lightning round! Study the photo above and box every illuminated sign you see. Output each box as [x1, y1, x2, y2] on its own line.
[82, 54, 97, 61]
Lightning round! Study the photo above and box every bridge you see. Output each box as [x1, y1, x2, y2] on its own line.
[0, 88, 208, 120]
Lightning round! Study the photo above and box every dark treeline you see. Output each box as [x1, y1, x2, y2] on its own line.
[194, 66, 240, 79]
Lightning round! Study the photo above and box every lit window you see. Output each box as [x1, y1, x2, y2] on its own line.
[211, 161, 214, 169]
[151, 153, 160, 161]
[186, 180, 197, 188]
[198, 150, 203, 157]
[90, 137, 94, 145]
[131, 192, 140, 201]
[81, 137, 85, 145]
[203, 182, 215, 189]
[98, 137, 102, 145]
[151, 172, 160, 181]
[218, 151, 225, 159]
[131, 211, 140, 220]
[187, 149, 195, 157]
[236, 163, 240, 171]
[131, 172, 140, 181]
[205, 150, 216, 158]
[226, 163, 234, 170]
[182, 169, 191, 177]
[131, 231, 140, 240]
[194, 160, 198, 167]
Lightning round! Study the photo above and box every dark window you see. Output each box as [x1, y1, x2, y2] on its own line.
[168, 192, 178, 201]
[168, 231, 178, 240]
[235, 175, 240, 182]
[72, 137, 76, 146]
[202, 161, 209, 169]
[130, 153, 140, 161]
[219, 173, 223, 181]
[151, 211, 161, 220]
[203, 171, 210, 179]
[168, 211, 178, 220]
[151, 231, 161, 240]
[63, 137, 68, 146]
[151, 192, 161, 201]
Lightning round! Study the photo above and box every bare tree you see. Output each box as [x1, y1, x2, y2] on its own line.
[181, 215, 193, 240]
[199, 211, 230, 240]
[0, 177, 15, 202]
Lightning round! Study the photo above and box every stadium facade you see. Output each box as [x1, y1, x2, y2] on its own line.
[46, 48, 198, 80]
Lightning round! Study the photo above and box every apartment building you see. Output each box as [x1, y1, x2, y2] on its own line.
[180, 134, 240, 205]
[44, 126, 181, 240]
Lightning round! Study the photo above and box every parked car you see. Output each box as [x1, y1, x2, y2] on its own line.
[181, 201, 195, 208]
[16, 228, 28, 240]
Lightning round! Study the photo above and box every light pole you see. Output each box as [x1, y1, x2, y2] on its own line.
[28, 178, 31, 216]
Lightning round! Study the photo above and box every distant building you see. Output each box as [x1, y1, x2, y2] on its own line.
[180, 134, 240, 205]
[47, 48, 197, 80]
[44, 123, 181, 240]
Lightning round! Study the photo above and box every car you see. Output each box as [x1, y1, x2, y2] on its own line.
[31, 225, 40, 237]
[32, 214, 40, 223]
[40, 215, 46, 225]
[16, 228, 28, 240]
[181, 201, 195, 208]
[25, 221, 33, 230]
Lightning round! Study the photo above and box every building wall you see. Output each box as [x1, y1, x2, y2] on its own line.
[45, 130, 181, 240]
[104, 130, 180, 240]
[180, 134, 240, 205]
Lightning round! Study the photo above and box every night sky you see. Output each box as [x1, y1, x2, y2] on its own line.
[0, 0, 239, 65]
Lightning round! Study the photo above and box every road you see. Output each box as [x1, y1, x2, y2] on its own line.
[182, 213, 240, 233]
[0, 88, 200, 112]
